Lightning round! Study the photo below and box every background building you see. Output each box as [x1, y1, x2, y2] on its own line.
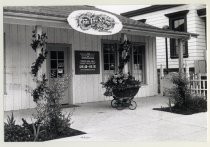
[122, 4, 207, 74]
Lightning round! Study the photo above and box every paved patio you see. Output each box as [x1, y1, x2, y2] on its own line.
[4, 95, 207, 142]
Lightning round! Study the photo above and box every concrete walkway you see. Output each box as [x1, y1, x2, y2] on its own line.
[4, 95, 207, 142]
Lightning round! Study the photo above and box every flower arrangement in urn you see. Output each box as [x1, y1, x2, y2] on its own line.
[101, 73, 141, 97]
[101, 36, 141, 100]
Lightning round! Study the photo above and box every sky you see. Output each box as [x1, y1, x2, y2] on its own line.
[95, 5, 150, 14]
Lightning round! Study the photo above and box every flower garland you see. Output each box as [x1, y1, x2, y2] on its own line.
[118, 40, 132, 73]
[30, 30, 48, 77]
[30, 30, 48, 102]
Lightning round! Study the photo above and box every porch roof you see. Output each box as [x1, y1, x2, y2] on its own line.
[3, 5, 198, 39]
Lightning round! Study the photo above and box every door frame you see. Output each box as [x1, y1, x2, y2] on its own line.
[46, 43, 73, 104]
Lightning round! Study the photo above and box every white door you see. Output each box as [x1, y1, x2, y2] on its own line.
[47, 45, 69, 104]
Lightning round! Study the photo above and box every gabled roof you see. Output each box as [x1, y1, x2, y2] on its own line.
[121, 5, 183, 17]
[3, 6, 162, 30]
[3, 5, 197, 39]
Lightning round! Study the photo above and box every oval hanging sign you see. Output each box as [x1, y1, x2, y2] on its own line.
[67, 10, 123, 35]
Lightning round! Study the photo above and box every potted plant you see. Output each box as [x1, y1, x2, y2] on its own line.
[101, 38, 141, 110]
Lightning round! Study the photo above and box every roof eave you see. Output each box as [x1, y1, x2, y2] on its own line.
[4, 8, 198, 39]
[121, 4, 184, 17]
[123, 25, 198, 39]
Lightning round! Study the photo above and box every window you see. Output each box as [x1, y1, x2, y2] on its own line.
[50, 51, 65, 78]
[103, 43, 117, 71]
[132, 44, 146, 84]
[165, 10, 189, 58]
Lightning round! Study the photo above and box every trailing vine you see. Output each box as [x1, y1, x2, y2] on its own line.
[118, 40, 132, 73]
[30, 30, 48, 77]
[30, 29, 48, 102]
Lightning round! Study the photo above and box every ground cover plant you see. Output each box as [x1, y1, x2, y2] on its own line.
[153, 73, 207, 115]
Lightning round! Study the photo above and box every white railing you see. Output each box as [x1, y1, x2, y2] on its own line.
[190, 73, 207, 98]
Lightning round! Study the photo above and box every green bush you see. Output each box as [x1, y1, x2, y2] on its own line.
[185, 95, 207, 112]
[32, 74, 73, 138]
[167, 73, 191, 108]
[5, 111, 75, 142]
[167, 73, 207, 112]
[4, 113, 34, 142]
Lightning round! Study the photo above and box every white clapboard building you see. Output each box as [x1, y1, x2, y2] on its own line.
[3, 6, 196, 111]
[122, 4, 206, 74]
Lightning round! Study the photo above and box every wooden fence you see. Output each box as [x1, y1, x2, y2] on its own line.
[190, 73, 207, 98]
[159, 65, 207, 98]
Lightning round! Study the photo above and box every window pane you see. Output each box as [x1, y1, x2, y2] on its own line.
[104, 64, 109, 70]
[58, 60, 64, 68]
[110, 54, 115, 63]
[58, 51, 64, 59]
[104, 45, 110, 53]
[51, 51, 57, 59]
[134, 55, 137, 64]
[51, 69, 57, 78]
[173, 19, 185, 31]
[110, 45, 116, 53]
[104, 54, 109, 63]
[51, 60, 57, 68]
[58, 68, 64, 78]
[110, 63, 115, 70]
[138, 54, 142, 65]
[133, 47, 137, 54]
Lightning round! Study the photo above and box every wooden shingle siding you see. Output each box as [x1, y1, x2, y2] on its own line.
[130, 4, 206, 69]
[4, 23, 157, 110]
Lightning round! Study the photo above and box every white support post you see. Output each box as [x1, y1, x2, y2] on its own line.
[160, 64, 164, 96]
[185, 62, 189, 79]
[160, 64, 164, 79]
[178, 39, 184, 75]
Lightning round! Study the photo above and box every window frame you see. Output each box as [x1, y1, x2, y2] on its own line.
[165, 10, 189, 59]
[101, 40, 147, 84]
[131, 42, 146, 84]
[101, 40, 119, 73]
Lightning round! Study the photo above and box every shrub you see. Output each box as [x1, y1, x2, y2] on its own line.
[4, 113, 34, 142]
[29, 29, 74, 140]
[32, 74, 73, 138]
[167, 73, 207, 112]
[167, 73, 191, 108]
[186, 94, 207, 112]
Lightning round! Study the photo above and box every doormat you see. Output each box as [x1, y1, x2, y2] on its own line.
[61, 104, 80, 108]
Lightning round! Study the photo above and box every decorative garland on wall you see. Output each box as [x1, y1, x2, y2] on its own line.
[118, 40, 132, 73]
[30, 30, 48, 102]
[30, 30, 48, 77]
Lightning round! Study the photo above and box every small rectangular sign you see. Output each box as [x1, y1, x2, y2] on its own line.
[75, 51, 100, 74]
